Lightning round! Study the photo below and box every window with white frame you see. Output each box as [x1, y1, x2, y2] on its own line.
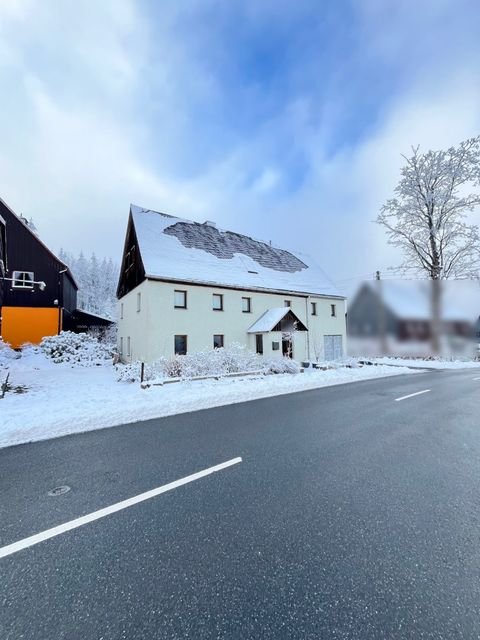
[12, 271, 34, 288]
[212, 293, 223, 311]
[120, 337, 124, 354]
[311, 302, 317, 316]
[284, 300, 291, 307]
[331, 304, 336, 317]
[174, 334, 187, 355]
[242, 297, 251, 313]
[127, 337, 131, 356]
[137, 292, 141, 312]
[174, 290, 187, 309]
[213, 334, 224, 349]
[120, 303, 124, 319]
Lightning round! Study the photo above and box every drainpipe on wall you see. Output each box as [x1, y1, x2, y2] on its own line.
[58, 269, 67, 334]
[305, 296, 311, 361]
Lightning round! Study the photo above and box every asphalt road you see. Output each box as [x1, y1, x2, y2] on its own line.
[1, 369, 480, 639]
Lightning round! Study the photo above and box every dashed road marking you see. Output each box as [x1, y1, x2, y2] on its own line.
[395, 389, 431, 402]
[0, 457, 242, 560]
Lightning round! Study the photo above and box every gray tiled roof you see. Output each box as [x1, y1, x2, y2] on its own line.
[130, 204, 343, 298]
[164, 222, 307, 273]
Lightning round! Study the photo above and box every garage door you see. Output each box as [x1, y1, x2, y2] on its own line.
[324, 335, 343, 361]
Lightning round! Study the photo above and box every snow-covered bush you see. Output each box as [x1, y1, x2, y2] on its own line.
[264, 357, 301, 375]
[116, 344, 300, 383]
[40, 331, 115, 366]
[116, 361, 143, 382]
[0, 339, 18, 368]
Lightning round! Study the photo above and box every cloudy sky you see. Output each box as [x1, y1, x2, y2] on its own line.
[1, 0, 479, 292]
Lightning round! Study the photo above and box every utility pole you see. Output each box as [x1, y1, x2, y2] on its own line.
[376, 271, 387, 355]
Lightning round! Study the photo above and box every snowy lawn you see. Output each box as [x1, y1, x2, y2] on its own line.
[0, 351, 419, 449]
[371, 356, 480, 370]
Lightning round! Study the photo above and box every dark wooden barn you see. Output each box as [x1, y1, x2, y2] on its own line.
[0, 197, 113, 347]
[0, 212, 6, 308]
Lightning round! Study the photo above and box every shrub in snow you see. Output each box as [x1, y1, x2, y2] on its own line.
[40, 331, 114, 366]
[263, 357, 300, 375]
[116, 344, 301, 383]
[116, 361, 143, 383]
[0, 339, 19, 368]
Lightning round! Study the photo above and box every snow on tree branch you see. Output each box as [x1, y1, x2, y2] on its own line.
[377, 136, 480, 280]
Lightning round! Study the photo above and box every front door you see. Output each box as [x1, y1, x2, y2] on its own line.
[282, 336, 292, 358]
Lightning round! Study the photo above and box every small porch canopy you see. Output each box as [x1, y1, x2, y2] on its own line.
[247, 307, 308, 333]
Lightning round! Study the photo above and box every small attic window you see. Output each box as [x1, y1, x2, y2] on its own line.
[12, 271, 34, 288]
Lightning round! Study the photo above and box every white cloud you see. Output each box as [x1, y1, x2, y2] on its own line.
[0, 0, 479, 294]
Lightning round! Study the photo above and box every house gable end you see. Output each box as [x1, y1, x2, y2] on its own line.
[117, 212, 146, 299]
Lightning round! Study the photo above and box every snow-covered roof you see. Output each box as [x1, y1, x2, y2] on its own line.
[130, 204, 343, 298]
[363, 280, 479, 321]
[75, 308, 114, 323]
[247, 308, 293, 333]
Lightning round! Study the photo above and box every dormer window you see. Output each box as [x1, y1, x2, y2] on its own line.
[12, 271, 34, 289]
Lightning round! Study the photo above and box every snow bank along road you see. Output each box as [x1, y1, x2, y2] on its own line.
[0, 359, 419, 448]
[1, 369, 480, 639]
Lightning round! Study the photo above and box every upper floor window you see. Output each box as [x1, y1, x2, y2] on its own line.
[120, 303, 124, 319]
[242, 297, 251, 313]
[284, 300, 291, 307]
[136, 292, 141, 312]
[212, 293, 223, 311]
[213, 334, 224, 349]
[311, 302, 317, 316]
[12, 271, 34, 289]
[331, 304, 336, 317]
[174, 290, 187, 309]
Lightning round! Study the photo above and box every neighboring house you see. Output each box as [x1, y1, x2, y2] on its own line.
[347, 280, 477, 355]
[475, 317, 480, 340]
[117, 204, 347, 363]
[0, 197, 113, 348]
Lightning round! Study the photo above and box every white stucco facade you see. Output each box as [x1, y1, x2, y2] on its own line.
[118, 279, 346, 363]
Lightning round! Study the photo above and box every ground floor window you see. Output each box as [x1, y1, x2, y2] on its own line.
[256, 334, 263, 354]
[213, 334, 224, 349]
[175, 334, 187, 355]
[127, 336, 131, 357]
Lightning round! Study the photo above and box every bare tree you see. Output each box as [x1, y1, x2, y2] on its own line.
[377, 136, 480, 352]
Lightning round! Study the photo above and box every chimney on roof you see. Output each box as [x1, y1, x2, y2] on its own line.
[203, 220, 216, 228]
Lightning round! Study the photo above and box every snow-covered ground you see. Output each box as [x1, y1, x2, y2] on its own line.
[0, 351, 419, 449]
[371, 356, 480, 370]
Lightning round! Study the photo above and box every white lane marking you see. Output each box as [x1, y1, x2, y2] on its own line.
[0, 457, 242, 560]
[395, 389, 431, 402]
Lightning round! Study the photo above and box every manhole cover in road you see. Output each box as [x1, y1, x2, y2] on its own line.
[48, 485, 71, 497]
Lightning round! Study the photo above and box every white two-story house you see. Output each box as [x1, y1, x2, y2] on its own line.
[117, 205, 346, 363]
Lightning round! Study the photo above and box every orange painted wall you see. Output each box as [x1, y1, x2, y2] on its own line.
[1, 307, 61, 348]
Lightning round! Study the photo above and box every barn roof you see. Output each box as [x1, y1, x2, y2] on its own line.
[130, 204, 343, 298]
